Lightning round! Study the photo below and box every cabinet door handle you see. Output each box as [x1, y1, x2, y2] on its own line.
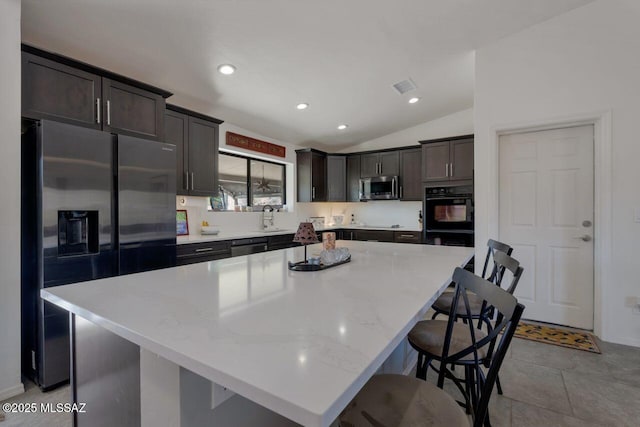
[400, 186, 403, 199]
[106, 100, 111, 125]
[190, 172, 194, 190]
[96, 98, 101, 124]
[450, 163, 454, 177]
[312, 186, 316, 200]
[445, 163, 449, 177]
[184, 172, 189, 190]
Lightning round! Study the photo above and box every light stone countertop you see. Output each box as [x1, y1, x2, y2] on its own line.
[177, 225, 423, 244]
[42, 241, 472, 427]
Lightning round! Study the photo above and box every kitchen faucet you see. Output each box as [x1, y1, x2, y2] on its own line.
[262, 205, 274, 229]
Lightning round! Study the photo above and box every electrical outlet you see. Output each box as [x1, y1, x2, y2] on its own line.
[626, 297, 640, 314]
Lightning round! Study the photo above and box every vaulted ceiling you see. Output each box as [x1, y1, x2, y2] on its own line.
[21, 0, 593, 150]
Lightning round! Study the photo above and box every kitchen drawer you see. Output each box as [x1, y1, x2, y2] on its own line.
[394, 231, 423, 244]
[354, 230, 394, 242]
[176, 241, 231, 265]
[267, 234, 297, 251]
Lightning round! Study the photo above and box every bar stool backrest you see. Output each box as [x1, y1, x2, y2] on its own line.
[441, 267, 525, 427]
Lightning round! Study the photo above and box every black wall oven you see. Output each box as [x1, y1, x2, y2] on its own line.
[424, 185, 474, 233]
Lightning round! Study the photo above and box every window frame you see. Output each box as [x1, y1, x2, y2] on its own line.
[215, 151, 287, 211]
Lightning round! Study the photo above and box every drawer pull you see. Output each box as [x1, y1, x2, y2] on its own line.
[195, 248, 214, 252]
[399, 234, 415, 238]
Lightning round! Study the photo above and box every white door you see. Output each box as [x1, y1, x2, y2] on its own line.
[499, 125, 594, 330]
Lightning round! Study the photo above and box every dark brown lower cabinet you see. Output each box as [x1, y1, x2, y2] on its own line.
[394, 230, 422, 244]
[353, 230, 394, 242]
[176, 241, 231, 266]
[267, 234, 297, 251]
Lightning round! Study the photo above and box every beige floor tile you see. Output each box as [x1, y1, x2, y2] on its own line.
[509, 337, 609, 375]
[498, 357, 573, 415]
[511, 400, 602, 427]
[563, 370, 640, 427]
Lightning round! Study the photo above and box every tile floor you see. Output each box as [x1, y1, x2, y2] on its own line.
[1, 337, 639, 426]
[427, 337, 640, 427]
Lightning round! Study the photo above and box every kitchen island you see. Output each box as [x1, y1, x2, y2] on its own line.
[42, 241, 473, 427]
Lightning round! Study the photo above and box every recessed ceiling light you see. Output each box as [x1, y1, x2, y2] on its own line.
[408, 97, 420, 104]
[337, 124, 348, 130]
[296, 103, 309, 110]
[217, 64, 236, 75]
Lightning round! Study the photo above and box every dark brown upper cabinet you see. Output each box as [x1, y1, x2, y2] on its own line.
[360, 151, 399, 178]
[21, 46, 171, 141]
[421, 136, 474, 183]
[327, 155, 346, 202]
[22, 53, 102, 129]
[399, 148, 422, 200]
[102, 79, 164, 140]
[346, 155, 361, 202]
[165, 105, 223, 197]
[296, 149, 327, 202]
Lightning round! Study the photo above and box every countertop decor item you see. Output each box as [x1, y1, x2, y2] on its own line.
[176, 210, 189, 236]
[309, 216, 325, 229]
[290, 247, 352, 272]
[289, 222, 319, 269]
[288, 255, 351, 271]
[200, 226, 219, 235]
[322, 232, 336, 250]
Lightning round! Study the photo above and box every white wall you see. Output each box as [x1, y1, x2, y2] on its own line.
[475, 0, 640, 346]
[338, 108, 473, 153]
[0, 0, 24, 400]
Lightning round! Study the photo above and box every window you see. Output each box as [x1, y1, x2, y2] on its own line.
[211, 153, 286, 211]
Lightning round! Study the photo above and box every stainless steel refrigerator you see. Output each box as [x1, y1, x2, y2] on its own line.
[21, 120, 176, 390]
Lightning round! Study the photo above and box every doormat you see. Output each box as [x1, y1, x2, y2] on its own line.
[514, 321, 601, 354]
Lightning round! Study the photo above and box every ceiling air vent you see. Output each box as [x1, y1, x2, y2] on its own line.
[392, 78, 417, 95]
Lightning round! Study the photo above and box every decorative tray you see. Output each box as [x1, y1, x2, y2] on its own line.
[288, 256, 351, 271]
[200, 226, 220, 235]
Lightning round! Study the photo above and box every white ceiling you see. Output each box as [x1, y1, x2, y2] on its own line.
[21, 0, 593, 150]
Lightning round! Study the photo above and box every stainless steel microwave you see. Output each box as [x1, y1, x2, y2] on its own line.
[359, 176, 399, 200]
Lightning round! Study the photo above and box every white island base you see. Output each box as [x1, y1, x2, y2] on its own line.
[72, 313, 416, 427]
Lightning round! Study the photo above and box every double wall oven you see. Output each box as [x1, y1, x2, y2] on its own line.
[424, 185, 474, 247]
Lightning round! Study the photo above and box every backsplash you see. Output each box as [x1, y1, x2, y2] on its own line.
[177, 196, 423, 235]
[297, 201, 422, 228]
[177, 196, 300, 234]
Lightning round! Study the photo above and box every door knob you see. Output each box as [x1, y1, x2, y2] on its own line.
[574, 235, 592, 242]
